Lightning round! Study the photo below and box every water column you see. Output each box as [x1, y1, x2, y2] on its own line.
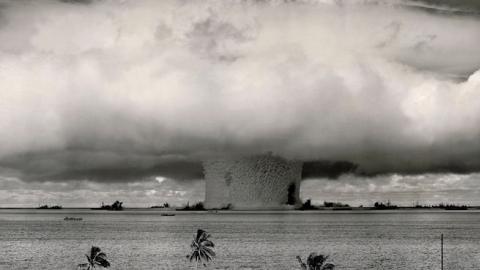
[203, 155, 302, 210]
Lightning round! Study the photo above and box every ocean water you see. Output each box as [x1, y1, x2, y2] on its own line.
[0, 209, 479, 270]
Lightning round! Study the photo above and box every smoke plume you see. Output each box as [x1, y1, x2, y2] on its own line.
[1, 0, 480, 182]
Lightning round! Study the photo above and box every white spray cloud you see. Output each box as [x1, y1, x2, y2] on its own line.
[1, 0, 480, 181]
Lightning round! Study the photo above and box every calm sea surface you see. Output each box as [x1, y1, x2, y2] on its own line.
[0, 209, 479, 269]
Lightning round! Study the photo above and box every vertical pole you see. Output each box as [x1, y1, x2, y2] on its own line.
[441, 234, 444, 270]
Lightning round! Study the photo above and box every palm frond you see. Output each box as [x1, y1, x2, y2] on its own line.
[199, 249, 213, 261]
[85, 254, 92, 265]
[202, 240, 214, 248]
[94, 256, 110, 268]
[308, 253, 328, 270]
[201, 246, 215, 257]
[90, 246, 101, 260]
[195, 229, 206, 242]
[299, 253, 334, 270]
[189, 229, 216, 267]
[83, 246, 110, 269]
[322, 263, 335, 270]
[96, 252, 107, 258]
[296, 255, 307, 270]
[189, 251, 199, 262]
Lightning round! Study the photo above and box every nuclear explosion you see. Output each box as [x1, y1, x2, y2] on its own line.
[204, 155, 302, 210]
[203, 154, 357, 210]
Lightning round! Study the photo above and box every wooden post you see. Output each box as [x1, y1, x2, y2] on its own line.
[441, 234, 444, 270]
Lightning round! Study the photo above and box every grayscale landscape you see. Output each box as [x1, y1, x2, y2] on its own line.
[1, 0, 480, 269]
[1, 209, 480, 269]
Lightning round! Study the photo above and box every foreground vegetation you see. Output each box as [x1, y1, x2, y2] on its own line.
[77, 246, 110, 269]
[188, 229, 216, 268]
[36, 204, 62, 209]
[77, 229, 335, 269]
[297, 253, 335, 270]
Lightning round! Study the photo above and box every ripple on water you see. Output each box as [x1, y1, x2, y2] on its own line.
[0, 210, 480, 269]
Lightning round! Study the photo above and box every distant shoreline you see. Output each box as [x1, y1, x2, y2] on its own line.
[1, 206, 480, 211]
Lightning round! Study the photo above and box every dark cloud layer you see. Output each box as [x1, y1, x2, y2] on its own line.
[409, 0, 480, 14]
[0, 0, 480, 184]
[0, 150, 204, 182]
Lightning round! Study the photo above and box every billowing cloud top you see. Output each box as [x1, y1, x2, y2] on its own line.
[1, 0, 480, 182]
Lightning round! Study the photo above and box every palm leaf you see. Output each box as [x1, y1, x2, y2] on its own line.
[322, 263, 335, 270]
[189, 251, 199, 262]
[84, 246, 110, 269]
[299, 253, 334, 270]
[202, 240, 214, 247]
[201, 246, 215, 257]
[195, 230, 206, 242]
[189, 229, 216, 267]
[296, 255, 307, 270]
[90, 246, 101, 260]
[308, 253, 328, 270]
[94, 256, 110, 268]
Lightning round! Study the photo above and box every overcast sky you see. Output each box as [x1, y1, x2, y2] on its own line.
[1, 0, 480, 207]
